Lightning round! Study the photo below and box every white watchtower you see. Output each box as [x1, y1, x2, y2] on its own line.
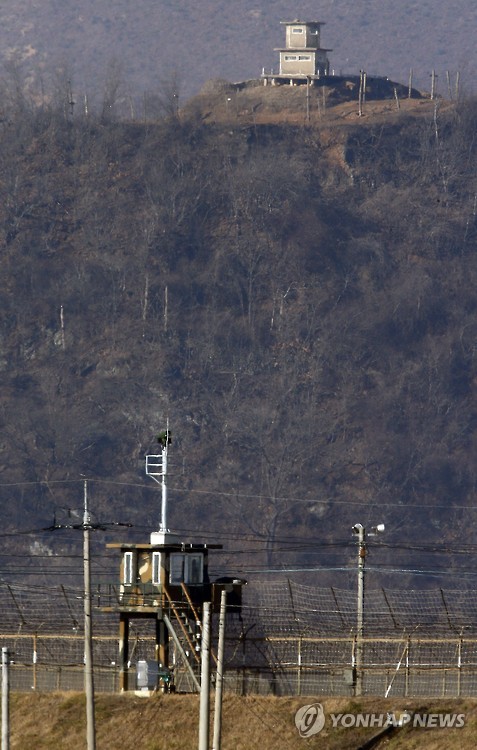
[263, 19, 332, 85]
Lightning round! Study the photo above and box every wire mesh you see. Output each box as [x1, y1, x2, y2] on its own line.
[2, 579, 477, 696]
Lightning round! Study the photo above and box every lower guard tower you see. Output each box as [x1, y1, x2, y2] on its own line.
[102, 429, 244, 692]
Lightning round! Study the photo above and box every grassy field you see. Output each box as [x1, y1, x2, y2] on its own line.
[7, 693, 477, 749]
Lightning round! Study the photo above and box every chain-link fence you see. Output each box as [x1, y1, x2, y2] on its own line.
[2, 579, 477, 696]
[3, 632, 477, 697]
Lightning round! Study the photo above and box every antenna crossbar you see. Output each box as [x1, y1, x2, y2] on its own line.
[146, 437, 170, 533]
[145, 454, 165, 484]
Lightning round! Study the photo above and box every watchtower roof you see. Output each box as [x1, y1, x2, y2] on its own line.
[106, 541, 222, 551]
[280, 19, 326, 25]
[274, 47, 333, 52]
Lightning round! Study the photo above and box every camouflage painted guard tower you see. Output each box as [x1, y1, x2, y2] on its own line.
[102, 429, 244, 692]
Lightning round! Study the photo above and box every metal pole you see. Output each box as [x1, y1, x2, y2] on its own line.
[83, 481, 97, 750]
[356, 525, 365, 696]
[161, 443, 167, 531]
[198, 602, 211, 750]
[358, 71, 363, 116]
[212, 591, 227, 750]
[2, 647, 10, 750]
[33, 633, 37, 691]
[306, 77, 310, 123]
[297, 637, 302, 696]
[431, 70, 437, 100]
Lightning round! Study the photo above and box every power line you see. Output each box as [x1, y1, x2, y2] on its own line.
[2, 476, 477, 512]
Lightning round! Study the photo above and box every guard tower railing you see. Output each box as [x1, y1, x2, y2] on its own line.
[97, 581, 212, 611]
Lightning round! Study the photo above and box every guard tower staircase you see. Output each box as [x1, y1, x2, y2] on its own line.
[163, 583, 204, 691]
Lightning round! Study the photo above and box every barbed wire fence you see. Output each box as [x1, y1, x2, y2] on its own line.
[2, 579, 477, 696]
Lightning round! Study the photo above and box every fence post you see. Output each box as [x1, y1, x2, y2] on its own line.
[351, 635, 357, 689]
[405, 637, 410, 697]
[297, 637, 302, 696]
[457, 639, 462, 698]
[32, 634, 38, 691]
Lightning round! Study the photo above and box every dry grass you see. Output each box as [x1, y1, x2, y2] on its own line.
[8, 693, 477, 750]
[183, 78, 448, 131]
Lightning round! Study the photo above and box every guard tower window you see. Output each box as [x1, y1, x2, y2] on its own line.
[169, 553, 204, 585]
[152, 552, 162, 585]
[123, 552, 133, 585]
[292, 27, 304, 33]
[187, 554, 203, 584]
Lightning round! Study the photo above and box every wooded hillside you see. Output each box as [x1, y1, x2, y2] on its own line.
[1, 78, 477, 588]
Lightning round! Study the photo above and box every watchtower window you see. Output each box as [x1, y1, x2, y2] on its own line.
[152, 552, 162, 585]
[292, 27, 304, 33]
[169, 553, 204, 585]
[187, 554, 203, 584]
[123, 552, 134, 585]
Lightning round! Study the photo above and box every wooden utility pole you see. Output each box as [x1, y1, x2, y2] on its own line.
[2, 647, 10, 750]
[83, 481, 97, 750]
[198, 602, 211, 750]
[212, 590, 227, 750]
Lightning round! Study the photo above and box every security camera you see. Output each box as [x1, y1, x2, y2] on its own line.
[352, 523, 364, 534]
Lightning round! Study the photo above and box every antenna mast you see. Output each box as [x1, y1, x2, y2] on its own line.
[146, 425, 172, 535]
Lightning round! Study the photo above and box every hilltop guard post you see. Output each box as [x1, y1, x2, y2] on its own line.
[102, 430, 244, 692]
[262, 19, 331, 85]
